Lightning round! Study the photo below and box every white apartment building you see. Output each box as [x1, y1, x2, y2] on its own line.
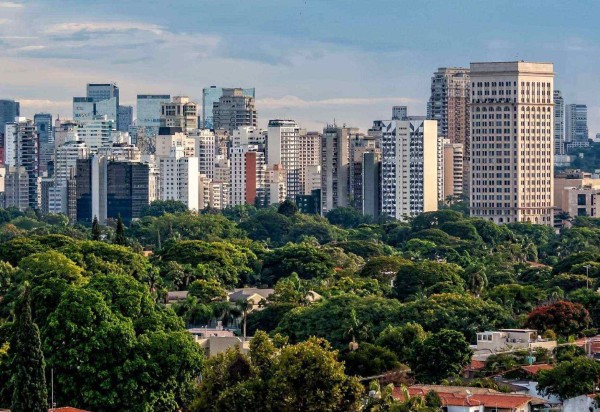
[230, 145, 265, 206]
[50, 141, 89, 214]
[160, 96, 198, 131]
[232, 126, 266, 148]
[155, 130, 195, 159]
[470, 61, 554, 225]
[266, 164, 287, 206]
[53, 119, 79, 147]
[77, 116, 116, 153]
[379, 119, 439, 220]
[159, 146, 199, 210]
[191, 129, 216, 179]
[443, 141, 464, 201]
[267, 119, 300, 198]
[299, 130, 321, 195]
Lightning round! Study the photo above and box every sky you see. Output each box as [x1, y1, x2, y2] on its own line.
[0, 0, 599, 133]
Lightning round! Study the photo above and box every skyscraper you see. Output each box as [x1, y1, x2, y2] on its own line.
[203, 86, 255, 129]
[159, 146, 199, 210]
[74, 83, 119, 128]
[470, 61, 554, 226]
[427, 67, 470, 193]
[4, 118, 39, 209]
[117, 105, 133, 132]
[34, 113, 53, 175]
[378, 119, 439, 220]
[565, 103, 588, 150]
[160, 96, 198, 131]
[321, 125, 356, 213]
[212, 89, 257, 132]
[0, 99, 20, 133]
[553, 90, 565, 155]
[230, 145, 266, 206]
[267, 119, 300, 198]
[298, 130, 321, 195]
[137, 95, 171, 127]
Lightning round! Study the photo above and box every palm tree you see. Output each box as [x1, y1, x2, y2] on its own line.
[344, 309, 369, 351]
[236, 299, 252, 341]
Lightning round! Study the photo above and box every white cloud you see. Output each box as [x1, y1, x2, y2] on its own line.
[0, 1, 23, 8]
[14, 45, 45, 51]
[45, 21, 165, 36]
[259, 95, 418, 109]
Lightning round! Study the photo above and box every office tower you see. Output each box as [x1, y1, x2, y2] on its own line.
[4, 118, 39, 209]
[159, 146, 199, 210]
[34, 113, 53, 175]
[392, 106, 408, 121]
[427, 68, 470, 192]
[443, 141, 464, 201]
[87, 83, 119, 103]
[117, 105, 133, 132]
[203, 86, 255, 129]
[155, 127, 195, 158]
[565, 104, 589, 151]
[321, 125, 356, 213]
[265, 164, 287, 205]
[76, 156, 107, 223]
[267, 119, 300, 198]
[470, 61, 554, 225]
[191, 129, 216, 178]
[106, 162, 150, 223]
[554, 91, 565, 155]
[0, 100, 20, 164]
[230, 145, 266, 206]
[212, 88, 257, 132]
[97, 142, 141, 162]
[0, 100, 20, 133]
[378, 118, 438, 220]
[362, 151, 381, 218]
[298, 130, 321, 195]
[160, 96, 198, 131]
[78, 116, 116, 153]
[232, 126, 266, 148]
[137, 95, 171, 127]
[349, 133, 379, 212]
[73, 83, 119, 127]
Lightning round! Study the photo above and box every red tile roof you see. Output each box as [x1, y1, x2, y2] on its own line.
[520, 364, 554, 374]
[466, 359, 486, 370]
[393, 386, 544, 409]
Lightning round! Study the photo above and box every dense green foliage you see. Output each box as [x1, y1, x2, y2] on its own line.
[2, 202, 600, 408]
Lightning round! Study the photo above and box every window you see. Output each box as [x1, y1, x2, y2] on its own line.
[578, 194, 587, 205]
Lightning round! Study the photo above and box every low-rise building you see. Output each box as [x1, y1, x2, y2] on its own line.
[473, 329, 556, 359]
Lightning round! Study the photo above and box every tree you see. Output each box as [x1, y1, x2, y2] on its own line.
[10, 286, 48, 412]
[188, 279, 227, 304]
[236, 299, 252, 341]
[340, 343, 403, 377]
[537, 357, 600, 400]
[413, 329, 472, 383]
[91, 215, 101, 241]
[554, 344, 586, 362]
[140, 200, 188, 217]
[277, 199, 298, 217]
[261, 242, 335, 285]
[114, 214, 126, 245]
[525, 301, 591, 337]
[376, 323, 427, 366]
[359, 256, 409, 284]
[394, 261, 465, 301]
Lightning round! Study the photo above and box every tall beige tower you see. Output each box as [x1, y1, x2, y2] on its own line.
[469, 61, 554, 225]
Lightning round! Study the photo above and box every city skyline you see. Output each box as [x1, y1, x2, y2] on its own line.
[0, 0, 598, 132]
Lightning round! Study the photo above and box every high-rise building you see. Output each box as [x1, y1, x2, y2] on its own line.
[427, 67, 470, 193]
[87, 83, 119, 103]
[155, 127, 195, 159]
[321, 125, 356, 213]
[0, 100, 20, 163]
[159, 146, 199, 210]
[212, 88, 257, 132]
[78, 116, 116, 153]
[34, 113, 53, 175]
[361, 151, 381, 218]
[443, 141, 464, 201]
[106, 161, 151, 224]
[191, 129, 216, 179]
[267, 119, 300, 199]
[565, 104, 589, 151]
[349, 133, 379, 212]
[137, 95, 171, 127]
[378, 118, 439, 220]
[160, 96, 198, 131]
[298, 130, 321, 195]
[230, 145, 266, 206]
[232, 126, 265, 149]
[49, 140, 89, 214]
[74, 83, 119, 127]
[4, 118, 39, 209]
[203, 86, 255, 129]
[76, 155, 107, 223]
[53, 119, 79, 147]
[470, 61, 554, 225]
[4, 166, 29, 210]
[392, 106, 408, 121]
[553, 91, 565, 155]
[265, 164, 287, 206]
[117, 105, 133, 132]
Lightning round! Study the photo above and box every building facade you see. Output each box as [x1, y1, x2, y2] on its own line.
[212, 88, 257, 132]
[553, 90, 565, 155]
[565, 103, 588, 150]
[470, 61, 554, 225]
[34, 113, 53, 175]
[159, 146, 199, 210]
[160, 96, 198, 131]
[203, 86, 255, 129]
[321, 125, 356, 213]
[267, 119, 300, 198]
[298, 130, 321, 195]
[443, 141, 464, 201]
[230, 145, 265, 206]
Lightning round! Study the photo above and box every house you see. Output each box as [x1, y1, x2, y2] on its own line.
[499, 364, 560, 405]
[393, 385, 547, 412]
[188, 327, 250, 356]
[473, 329, 556, 360]
[166, 290, 188, 304]
[563, 394, 599, 412]
[228, 288, 274, 310]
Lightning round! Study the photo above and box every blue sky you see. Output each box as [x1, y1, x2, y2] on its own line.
[0, 0, 598, 132]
